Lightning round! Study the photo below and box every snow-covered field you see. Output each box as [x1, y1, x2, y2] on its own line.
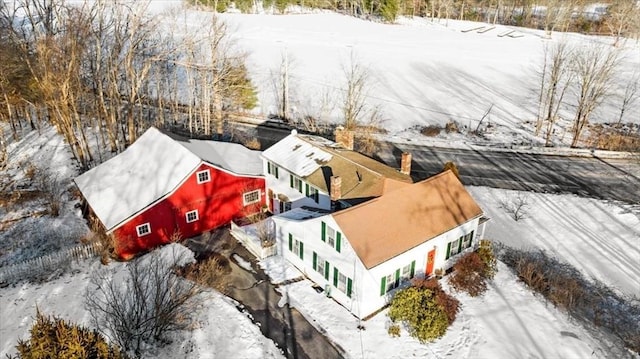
[215, 11, 640, 144]
[1, 2, 639, 358]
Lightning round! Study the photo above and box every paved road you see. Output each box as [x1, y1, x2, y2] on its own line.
[376, 142, 640, 204]
[242, 124, 640, 204]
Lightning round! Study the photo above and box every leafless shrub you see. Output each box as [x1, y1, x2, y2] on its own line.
[36, 167, 63, 217]
[499, 192, 529, 221]
[244, 138, 261, 150]
[497, 243, 640, 354]
[421, 124, 442, 137]
[85, 248, 203, 355]
[444, 120, 459, 133]
[180, 254, 230, 294]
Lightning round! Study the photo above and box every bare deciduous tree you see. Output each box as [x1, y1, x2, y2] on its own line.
[616, 71, 639, 124]
[604, 0, 640, 47]
[569, 45, 620, 148]
[342, 52, 370, 130]
[536, 41, 573, 146]
[85, 247, 203, 355]
[499, 192, 530, 221]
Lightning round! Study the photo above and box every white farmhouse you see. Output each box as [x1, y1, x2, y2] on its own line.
[251, 129, 487, 319]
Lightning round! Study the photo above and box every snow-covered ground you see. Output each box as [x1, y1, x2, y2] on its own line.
[259, 188, 639, 358]
[1, 2, 639, 358]
[0, 244, 284, 359]
[215, 11, 640, 144]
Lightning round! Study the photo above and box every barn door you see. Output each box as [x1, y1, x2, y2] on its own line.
[426, 249, 436, 276]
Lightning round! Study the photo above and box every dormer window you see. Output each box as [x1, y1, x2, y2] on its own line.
[197, 169, 211, 184]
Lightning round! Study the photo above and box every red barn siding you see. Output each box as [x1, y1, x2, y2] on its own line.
[113, 162, 265, 259]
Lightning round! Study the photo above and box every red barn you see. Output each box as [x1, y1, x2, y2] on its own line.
[75, 127, 265, 259]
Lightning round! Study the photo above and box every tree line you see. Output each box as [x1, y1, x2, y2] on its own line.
[192, 0, 640, 39]
[0, 0, 257, 171]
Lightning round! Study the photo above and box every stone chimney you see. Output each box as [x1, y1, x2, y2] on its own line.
[330, 176, 342, 201]
[334, 126, 354, 150]
[400, 152, 412, 175]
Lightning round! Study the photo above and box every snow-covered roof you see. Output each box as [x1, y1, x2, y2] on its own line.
[272, 206, 329, 221]
[178, 139, 263, 176]
[262, 130, 333, 177]
[75, 128, 201, 230]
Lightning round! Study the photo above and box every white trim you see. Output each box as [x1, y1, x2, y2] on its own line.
[136, 223, 151, 237]
[243, 189, 261, 206]
[107, 162, 265, 233]
[185, 209, 199, 223]
[196, 169, 211, 184]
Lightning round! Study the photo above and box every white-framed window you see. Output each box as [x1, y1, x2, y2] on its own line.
[306, 185, 319, 203]
[327, 226, 336, 247]
[196, 169, 211, 184]
[267, 162, 279, 179]
[338, 272, 347, 292]
[385, 273, 396, 292]
[447, 238, 461, 259]
[333, 268, 353, 298]
[288, 233, 303, 260]
[291, 176, 303, 193]
[401, 264, 412, 281]
[243, 190, 261, 206]
[279, 201, 291, 213]
[136, 223, 151, 237]
[462, 231, 474, 249]
[185, 210, 199, 223]
[313, 252, 329, 280]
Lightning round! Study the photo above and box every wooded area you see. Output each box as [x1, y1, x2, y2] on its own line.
[0, 0, 257, 170]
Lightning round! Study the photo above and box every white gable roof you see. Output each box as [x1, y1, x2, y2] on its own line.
[178, 139, 263, 176]
[262, 131, 332, 177]
[75, 128, 201, 230]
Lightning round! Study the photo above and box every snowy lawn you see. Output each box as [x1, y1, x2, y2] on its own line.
[257, 186, 639, 358]
[0, 244, 284, 359]
[469, 187, 640, 297]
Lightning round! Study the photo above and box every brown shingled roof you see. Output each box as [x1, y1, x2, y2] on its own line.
[298, 135, 412, 204]
[332, 170, 483, 269]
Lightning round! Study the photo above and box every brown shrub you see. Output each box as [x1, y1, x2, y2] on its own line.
[182, 254, 230, 294]
[421, 125, 442, 137]
[244, 138, 261, 150]
[445, 121, 459, 133]
[435, 289, 460, 324]
[448, 252, 488, 297]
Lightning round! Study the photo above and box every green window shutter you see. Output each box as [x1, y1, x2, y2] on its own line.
[321, 222, 326, 242]
[288, 233, 293, 252]
[275, 166, 279, 179]
[333, 268, 338, 287]
[347, 278, 353, 298]
[325, 261, 330, 280]
[410, 260, 416, 278]
[299, 241, 304, 260]
[290, 174, 294, 188]
[298, 180, 303, 192]
[313, 252, 317, 271]
[446, 242, 451, 259]
[458, 236, 463, 253]
[267, 162, 271, 175]
[394, 269, 400, 288]
[336, 232, 342, 253]
[305, 183, 309, 196]
[470, 230, 475, 246]
[380, 277, 387, 296]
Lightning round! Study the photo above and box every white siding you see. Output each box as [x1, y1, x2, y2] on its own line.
[263, 159, 331, 213]
[273, 213, 481, 319]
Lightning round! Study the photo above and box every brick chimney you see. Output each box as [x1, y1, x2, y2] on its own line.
[334, 126, 354, 150]
[400, 152, 412, 175]
[330, 176, 342, 201]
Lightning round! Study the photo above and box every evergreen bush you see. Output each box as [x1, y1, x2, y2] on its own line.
[14, 310, 127, 359]
[388, 278, 459, 343]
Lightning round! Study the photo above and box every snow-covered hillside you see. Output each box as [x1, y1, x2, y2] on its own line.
[215, 12, 640, 141]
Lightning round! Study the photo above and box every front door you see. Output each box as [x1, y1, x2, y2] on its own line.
[426, 249, 436, 276]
